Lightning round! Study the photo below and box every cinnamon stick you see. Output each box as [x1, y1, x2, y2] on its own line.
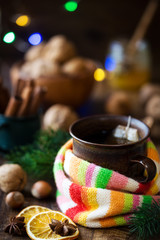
[5, 96, 22, 117]
[29, 86, 47, 115]
[17, 80, 35, 117]
[0, 78, 10, 113]
[14, 79, 26, 97]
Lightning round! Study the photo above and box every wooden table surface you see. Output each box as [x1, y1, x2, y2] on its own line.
[0, 140, 160, 240]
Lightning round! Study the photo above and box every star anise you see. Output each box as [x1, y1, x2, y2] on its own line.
[49, 218, 77, 236]
[4, 216, 26, 236]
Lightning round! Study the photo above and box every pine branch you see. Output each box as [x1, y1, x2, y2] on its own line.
[129, 199, 160, 240]
[6, 129, 70, 180]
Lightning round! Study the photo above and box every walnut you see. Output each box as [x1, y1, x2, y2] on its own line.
[105, 91, 131, 115]
[139, 83, 160, 106]
[145, 95, 160, 120]
[62, 57, 96, 76]
[43, 35, 76, 63]
[24, 43, 45, 62]
[46, 35, 69, 49]
[20, 59, 61, 79]
[85, 58, 97, 74]
[150, 120, 160, 138]
[43, 104, 78, 131]
[0, 164, 27, 193]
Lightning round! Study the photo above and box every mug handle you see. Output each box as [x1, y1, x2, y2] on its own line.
[130, 155, 157, 183]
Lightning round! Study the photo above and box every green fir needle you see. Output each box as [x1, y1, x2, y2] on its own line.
[6, 129, 70, 180]
[129, 199, 160, 240]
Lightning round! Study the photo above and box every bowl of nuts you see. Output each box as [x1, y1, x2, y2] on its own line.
[10, 35, 96, 107]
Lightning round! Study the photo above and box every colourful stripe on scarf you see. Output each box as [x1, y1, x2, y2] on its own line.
[54, 139, 160, 228]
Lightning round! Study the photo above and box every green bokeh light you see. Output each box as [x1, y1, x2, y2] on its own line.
[64, 1, 78, 12]
[3, 32, 15, 43]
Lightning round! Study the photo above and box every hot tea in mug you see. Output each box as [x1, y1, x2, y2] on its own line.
[70, 115, 156, 182]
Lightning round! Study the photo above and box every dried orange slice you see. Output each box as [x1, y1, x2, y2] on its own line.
[26, 210, 79, 240]
[17, 205, 50, 224]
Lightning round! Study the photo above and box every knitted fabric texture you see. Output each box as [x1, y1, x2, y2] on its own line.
[54, 139, 160, 228]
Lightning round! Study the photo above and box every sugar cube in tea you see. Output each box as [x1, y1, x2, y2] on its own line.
[114, 125, 139, 142]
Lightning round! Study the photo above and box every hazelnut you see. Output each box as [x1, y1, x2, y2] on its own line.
[31, 181, 52, 199]
[5, 191, 24, 208]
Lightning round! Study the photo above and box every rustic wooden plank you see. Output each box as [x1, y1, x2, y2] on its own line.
[79, 227, 131, 240]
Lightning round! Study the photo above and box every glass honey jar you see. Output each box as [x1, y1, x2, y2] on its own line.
[105, 39, 151, 91]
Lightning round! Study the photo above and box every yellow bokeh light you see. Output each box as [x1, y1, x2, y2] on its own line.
[94, 68, 106, 81]
[16, 15, 30, 27]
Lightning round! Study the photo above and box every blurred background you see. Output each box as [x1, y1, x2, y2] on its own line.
[0, 0, 160, 80]
[0, 0, 160, 149]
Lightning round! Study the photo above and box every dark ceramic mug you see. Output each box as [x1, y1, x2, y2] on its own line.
[70, 115, 157, 183]
[0, 114, 41, 151]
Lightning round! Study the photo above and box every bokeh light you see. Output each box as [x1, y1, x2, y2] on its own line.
[3, 32, 15, 44]
[28, 33, 42, 45]
[64, 1, 78, 12]
[94, 68, 106, 81]
[105, 56, 116, 71]
[16, 15, 31, 27]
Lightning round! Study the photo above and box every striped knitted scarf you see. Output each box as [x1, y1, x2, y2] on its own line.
[53, 139, 160, 228]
